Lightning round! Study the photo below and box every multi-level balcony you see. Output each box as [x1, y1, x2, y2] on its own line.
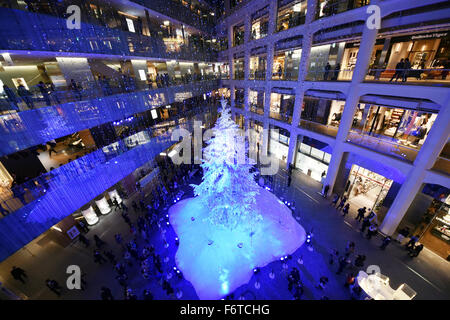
[0, 7, 217, 62]
[0, 78, 220, 156]
[0, 104, 217, 261]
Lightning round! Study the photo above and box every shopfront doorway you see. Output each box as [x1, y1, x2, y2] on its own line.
[344, 164, 393, 213]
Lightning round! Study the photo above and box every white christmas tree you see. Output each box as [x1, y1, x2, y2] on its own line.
[192, 98, 261, 229]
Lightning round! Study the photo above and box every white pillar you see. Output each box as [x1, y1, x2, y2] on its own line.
[380, 98, 450, 235]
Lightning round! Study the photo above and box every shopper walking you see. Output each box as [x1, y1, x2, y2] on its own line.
[2, 84, 20, 111]
[329, 248, 339, 265]
[360, 216, 371, 233]
[336, 256, 351, 275]
[0, 204, 10, 217]
[390, 58, 404, 82]
[354, 254, 366, 268]
[336, 196, 347, 210]
[355, 207, 366, 222]
[331, 194, 339, 207]
[342, 203, 350, 217]
[402, 58, 411, 82]
[366, 223, 378, 240]
[46, 279, 62, 296]
[17, 83, 35, 109]
[324, 62, 331, 80]
[37, 81, 51, 106]
[380, 235, 392, 250]
[10, 266, 27, 284]
[78, 233, 90, 248]
[93, 249, 107, 264]
[94, 234, 106, 248]
[409, 243, 424, 258]
[406, 234, 419, 250]
[331, 63, 340, 80]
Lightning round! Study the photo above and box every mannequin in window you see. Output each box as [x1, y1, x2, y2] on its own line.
[331, 106, 344, 126]
[412, 124, 427, 146]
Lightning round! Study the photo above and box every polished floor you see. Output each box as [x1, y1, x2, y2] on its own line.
[0, 166, 449, 300]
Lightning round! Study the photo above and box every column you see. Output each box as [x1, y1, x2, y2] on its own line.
[380, 98, 450, 235]
[322, 23, 378, 195]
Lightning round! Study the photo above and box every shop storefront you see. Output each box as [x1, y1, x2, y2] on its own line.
[249, 89, 265, 115]
[382, 31, 450, 81]
[350, 104, 438, 152]
[344, 164, 393, 214]
[270, 88, 295, 123]
[250, 47, 267, 80]
[272, 35, 303, 81]
[269, 125, 290, 163]
[315, 0, 370, 20]
[276, 0, 307, 32]
[295, 136, 331, 183]
[299, 94, 346, 137]
[400, 185, 450, 260]
[251, 6, 269, 40]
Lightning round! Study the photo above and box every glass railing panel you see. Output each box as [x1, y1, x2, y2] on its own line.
[365, 68, 450, 86]
[347, 131, 418, 162]
[299, 119, 338, 137]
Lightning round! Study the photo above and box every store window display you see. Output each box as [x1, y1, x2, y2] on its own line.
[409, 191, 450, 260]
[249, 89, 265, 115]
[316, 0, 370, 20]
[379, 32, 450, 82]
[345, 165, 393, 216]
[251, 7, 269, 40]
[350, 104, 437, 150]
[270, 91, 295, 123]
[299, 96, 345, 137]
[233, 58, 245, 80]
[276, 0, 307, 32]
[249, 54, 267, 80]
